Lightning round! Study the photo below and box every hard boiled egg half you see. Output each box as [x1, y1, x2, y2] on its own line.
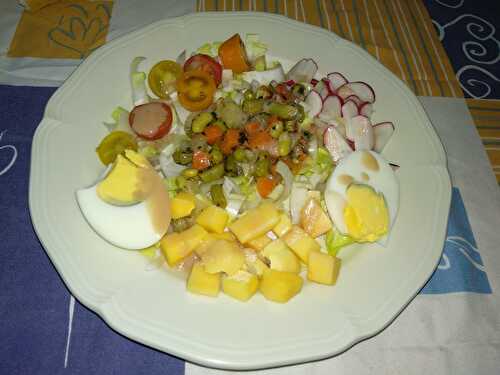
[76, 149, 171, 250]
[325, 150, 399, 244]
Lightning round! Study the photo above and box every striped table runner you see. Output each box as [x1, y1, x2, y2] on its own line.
[196, 0, 500, 183]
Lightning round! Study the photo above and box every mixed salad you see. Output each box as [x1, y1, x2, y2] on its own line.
[77, 34, 399, 303]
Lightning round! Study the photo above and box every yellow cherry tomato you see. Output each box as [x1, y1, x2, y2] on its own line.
[96, 131, 138, 165]
[176, 70, 216, 111]
[148, 60, 182, 98]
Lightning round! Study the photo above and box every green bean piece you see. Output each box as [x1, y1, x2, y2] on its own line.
[269, 120, 284, 138]
[176, 175, 187, 189]
[242, 99, 264, 115]
[210, 184, 227, 208]
[254, 152, 270, 177]
[182, 168, 199, 178]
[200, 163, 225, 183]
[225, 154, 241, 176]
[285, 120, 297, 132]
[291, 83, 306, 97]
[267, 103, 298, 120]
[278, 132, 292, 157]
[209, 146, 224, 165]
[191, 112, 215, 133]
[243, 89, 255, 100]
[295, 104, 305, 123]
[233, 147, 246, 162]
[173, 149, 193, 165]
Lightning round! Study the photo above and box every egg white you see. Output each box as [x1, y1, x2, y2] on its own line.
[325, 150, 399, 244]
[76, 184, 162, 250]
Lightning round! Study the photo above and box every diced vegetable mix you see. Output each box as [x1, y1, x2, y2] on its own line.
[90, 33, 398, 303]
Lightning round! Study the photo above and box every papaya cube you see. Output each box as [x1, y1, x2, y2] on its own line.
[273, 212, 292, 237]
[222, 270, 259, 302]
[243, 248, 269, 276]
[187, 263, 221, 297]
[195, 232, 236, 256]
[229, 202, 280, 243]
[196, 205, 229, 233]
[259, 269, 303, 303]
[261, 239, 301, 273]
[282, 225, 321, 264]
[170, 192, 196, 219]
[307, 252, 342, 285]
[160, 224, 207, 266]
[201, 240, 245, 276]
[245, 234, 272, 251]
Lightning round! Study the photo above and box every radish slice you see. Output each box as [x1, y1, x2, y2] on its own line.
[326, 72, 348, 92]
[304, 90, 323, 117]
[343, 95, 364, 107]
[341, 100, 359, 119]
[390, 163, 400, 171]
[349, 115, 374, 150]
[337, 82, 376, 103]
[286, 58, 318, 83]
[318, 95, 342, 121]
[359, 102, 374, 117]
[314, 79, 331, 100]
[373, 121, 395, 152]
[323, 126, 353, 162]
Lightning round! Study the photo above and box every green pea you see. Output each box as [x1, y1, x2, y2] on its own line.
[210, 184, 227, 208]
[192, 112, 215, 133]
[176, 175, 187, 189]
[200, 163, 225, 183]
[209, 146, 224, 165]
[171, 216, 195, 232]
[269, 120, 284, 138]
[278, 132, 292, 157]
[182, 168, 198, 178]
[233, 147, 246, 162]
[291, 83, 306, 97]
[243, 90, 255, 100]
[225, 154, 241, 176]
[295, 104, 305, 123]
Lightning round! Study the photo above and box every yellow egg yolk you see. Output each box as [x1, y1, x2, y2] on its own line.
[343, 184, 389, 242]
[96, 150, 153, 205]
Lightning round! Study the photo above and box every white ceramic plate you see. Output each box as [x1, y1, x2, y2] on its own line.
[29, 12, 451, 370]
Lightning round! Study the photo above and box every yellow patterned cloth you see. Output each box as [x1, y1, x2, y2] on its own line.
[8, 0, 113, 59]
[196, 0, 500, 183]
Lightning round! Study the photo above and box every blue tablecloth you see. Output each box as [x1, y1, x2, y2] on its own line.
[0, 85, 493, 374]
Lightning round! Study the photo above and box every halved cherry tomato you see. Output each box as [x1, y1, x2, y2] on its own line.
[96, 131, 138, 165]
[176, 70, 216, 111]
[148, 60, 182, 98]
[218, 34, 250, 74]
[184, 54, 223, 86]
[129, 102, 173, 140]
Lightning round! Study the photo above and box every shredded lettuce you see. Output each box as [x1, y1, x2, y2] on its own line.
[130, 57, 150, 106]
[196, 41, 221, 57]
[245, 34, 268, 61]
[103, 106, 132, 134]
[139, 145, 159, 159]
[325, 228, 354, 255]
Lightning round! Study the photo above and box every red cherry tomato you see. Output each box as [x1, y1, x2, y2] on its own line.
[183, 54, 223, 86]
[129, 102, 173, 140]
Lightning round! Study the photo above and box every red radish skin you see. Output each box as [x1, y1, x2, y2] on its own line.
[337, 82, 376, 103]
[326, 72, 348, 92]
[343, 95, 364, 107]
[373, 122, 395, 152]
[323, 126, 353, 162]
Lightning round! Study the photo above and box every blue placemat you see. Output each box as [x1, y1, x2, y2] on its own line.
[0, 84, 491, 374]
